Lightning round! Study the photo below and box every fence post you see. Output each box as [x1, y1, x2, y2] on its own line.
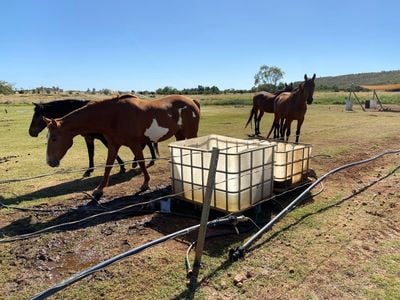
[191, 147, 220, 281]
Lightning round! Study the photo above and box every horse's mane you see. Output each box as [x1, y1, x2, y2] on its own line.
[34, 99, 89, 111]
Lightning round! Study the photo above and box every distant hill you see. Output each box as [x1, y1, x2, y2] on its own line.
[314, 70, 400, 91]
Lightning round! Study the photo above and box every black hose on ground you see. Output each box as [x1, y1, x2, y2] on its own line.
[30, 215, 247, 300]
[229, 149, 400, 261]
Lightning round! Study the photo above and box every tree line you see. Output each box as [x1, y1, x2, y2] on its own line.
[4, 65, 382, 96]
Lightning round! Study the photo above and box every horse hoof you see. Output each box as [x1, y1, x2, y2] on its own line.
[140, 184, 149, 192]
[119, 167, 126, 174]
[132, 162, 138, 169]
[83, 171, 92, 177]
[92, 189, 103, 200]
[147, 161, 155, 167]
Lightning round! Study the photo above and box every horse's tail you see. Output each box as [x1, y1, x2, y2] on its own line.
[245, 107, 255, 129]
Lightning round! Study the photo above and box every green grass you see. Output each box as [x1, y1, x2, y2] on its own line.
[2, 91, 400, 106]
[1, 101, 400, 299]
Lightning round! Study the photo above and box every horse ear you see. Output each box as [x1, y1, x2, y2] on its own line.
[43, 117, 58, 128]
[312, 73, 316, 80]
[304, 74, 308, 81]
[33, 102, 42, 109]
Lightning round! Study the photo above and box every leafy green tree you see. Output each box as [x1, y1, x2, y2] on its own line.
[254, 65, 284, 89]
[0, 80, 14, 95]
[156, 86, 178, 95]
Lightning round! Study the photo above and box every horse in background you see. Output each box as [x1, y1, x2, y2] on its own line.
[29, 98, 159, 177]
[44, 94, 200, 199]
[245, 83, 293, 136]
[272, 74, 316, 143]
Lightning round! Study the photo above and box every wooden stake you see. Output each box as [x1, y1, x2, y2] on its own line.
[192, 147, 220, 278]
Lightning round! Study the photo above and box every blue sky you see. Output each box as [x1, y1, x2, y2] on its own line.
[1, 0, 399, 91]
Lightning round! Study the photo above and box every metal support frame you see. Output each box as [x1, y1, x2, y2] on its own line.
[348, 85, 365, 112]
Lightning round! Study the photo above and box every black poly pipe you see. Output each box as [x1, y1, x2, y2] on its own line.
[31, 215, 245, 300]
[229, 149, 400, 261]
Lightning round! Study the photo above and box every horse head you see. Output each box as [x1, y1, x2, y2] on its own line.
[303, 73, 316, 104]
[284, 82, 294, 92]
[43, 117, 73, 167]
[29, 103, 46, 137]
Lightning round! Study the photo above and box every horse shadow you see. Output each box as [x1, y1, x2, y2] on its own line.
[0, 185, 171, 238]
[2, 167, 147, 206]
[1, 178, 318, 300]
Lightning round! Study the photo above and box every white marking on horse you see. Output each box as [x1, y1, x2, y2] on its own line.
[192, 111, 196, 118]
[177, 106, 187, 126]
[144, 118, 169, 142]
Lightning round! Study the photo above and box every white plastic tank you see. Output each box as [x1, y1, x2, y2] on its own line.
[272, 141, 312, 191]
[169, 135, 275, 212]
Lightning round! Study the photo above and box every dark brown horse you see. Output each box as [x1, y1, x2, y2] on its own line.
[29, 99, 159, 177]
[44, 94, 200, 199]
[245, 83, 293, 136]
[271, 74, 316, 142]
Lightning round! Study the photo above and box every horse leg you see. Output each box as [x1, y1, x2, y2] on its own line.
[256, 111, 264, 136]
[268, 114, 279, 139]
[132, 143, 148, 169]
[266, 120, 275, 139]
[277, 118, 284, 139]
[273, 121, 278, 139]
[83, 136, 95, 177]
[93, 144, 120, 200]
[133, 143, 156, 168]
[175, 131, 185, 141]
[130, 144, 150, 191]
[147, 142, 157, 167]
[253, 109, 259, 135]
[295, 118, 304, 143]
[153, 143, 159, 156]
[97, 134, 126, 173]
[285, 119, 293, 142]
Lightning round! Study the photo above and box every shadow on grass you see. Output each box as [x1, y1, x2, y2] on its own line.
[2, 177, 342, 300]
[2, 168, 144, 206]
[0, 185, 172, 238]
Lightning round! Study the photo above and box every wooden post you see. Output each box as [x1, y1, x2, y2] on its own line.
[349, 84, 365, 112]
[352, 91, 366, 112]
[192, 147, 220, 278]
[374, 90, 384, 110]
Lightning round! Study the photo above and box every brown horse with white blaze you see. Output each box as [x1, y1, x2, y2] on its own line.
[44, 94, 200, 199]
[272, 74, 316, 142]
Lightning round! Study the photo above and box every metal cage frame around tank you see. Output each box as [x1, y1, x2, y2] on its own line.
[169, 135, 275, 213]
[271, 140, 312, 192]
